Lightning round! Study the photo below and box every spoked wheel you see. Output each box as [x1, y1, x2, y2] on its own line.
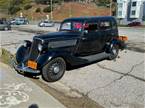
[108, 44, 119, 60]
[42, 57, 66, 82]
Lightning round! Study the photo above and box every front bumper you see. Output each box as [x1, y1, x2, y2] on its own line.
[12, 60, 40, 75]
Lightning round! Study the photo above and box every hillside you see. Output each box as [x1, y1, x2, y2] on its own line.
[53, 2, 110, 20]
[16, 2, 110, 21]
[0, 1, 111, 21]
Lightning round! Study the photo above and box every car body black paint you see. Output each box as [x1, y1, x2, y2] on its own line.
[14, 16, 126, 76]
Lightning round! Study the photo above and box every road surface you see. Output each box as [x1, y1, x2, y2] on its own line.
[0, 26, 145, 108]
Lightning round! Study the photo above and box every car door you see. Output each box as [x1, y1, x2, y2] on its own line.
[99, 20, 113, 49]
[76, 22, 102, 56]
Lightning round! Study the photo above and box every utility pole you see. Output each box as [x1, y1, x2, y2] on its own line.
[50, 0, 53, 20]
[110, 0, 112, 16]
[69, 2, 72, 17]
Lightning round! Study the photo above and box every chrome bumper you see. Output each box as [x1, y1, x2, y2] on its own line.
[12, 60, 40, 74]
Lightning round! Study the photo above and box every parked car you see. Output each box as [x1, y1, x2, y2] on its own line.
[0, 20, 11, 31]
[38, 20, 55, 27]
[14, 17, 29, 25]
[9, 18, 16, 25]
[13, 16, 127, 82]
[128, 21, 141, 26]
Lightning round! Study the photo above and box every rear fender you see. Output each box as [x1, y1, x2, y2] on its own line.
[105, 39, 126, 53]
[112, 39, 127, 50]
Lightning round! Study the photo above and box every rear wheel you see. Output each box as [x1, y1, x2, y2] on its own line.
[108, 44, 119, 60]
[42, 57, 66, 82]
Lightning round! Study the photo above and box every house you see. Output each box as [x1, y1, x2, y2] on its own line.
[117, 0, 145, 24]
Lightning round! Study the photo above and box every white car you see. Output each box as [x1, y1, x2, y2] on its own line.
[38, 20, 55, 27]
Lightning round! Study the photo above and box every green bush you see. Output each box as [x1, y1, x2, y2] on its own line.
[8, 6, 21, 14]
[43, 6, 51, 13]
[0, 49, 14, 65]
[35, 7, 41, 12]
[24, 4, 32, 10]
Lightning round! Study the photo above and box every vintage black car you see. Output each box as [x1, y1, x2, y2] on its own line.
[13, 16, 127, 82]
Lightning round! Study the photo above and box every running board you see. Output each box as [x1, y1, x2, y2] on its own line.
[78, 52, 110, 63]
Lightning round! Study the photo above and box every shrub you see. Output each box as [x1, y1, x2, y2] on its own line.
[24, 4, 32, 10]
[8, 6, 21, 14]
[35, 8, 41, 13]
[43, 6, 51, 13]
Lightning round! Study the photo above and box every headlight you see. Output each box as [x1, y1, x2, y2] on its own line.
[38, 44, 43, 51]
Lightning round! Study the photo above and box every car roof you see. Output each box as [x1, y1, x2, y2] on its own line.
[63, 16, 116, 22]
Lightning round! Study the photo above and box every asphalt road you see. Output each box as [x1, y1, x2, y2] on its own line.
[0, 26, 145, 108]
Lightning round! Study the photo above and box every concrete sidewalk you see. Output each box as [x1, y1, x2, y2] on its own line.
[0, 62, 66, 108]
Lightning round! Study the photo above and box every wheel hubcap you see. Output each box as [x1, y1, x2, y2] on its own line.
[53, 66, 60, 73]
[51, 63, 60, 74]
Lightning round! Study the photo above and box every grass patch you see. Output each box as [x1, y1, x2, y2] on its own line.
[0, 48, 14, 65]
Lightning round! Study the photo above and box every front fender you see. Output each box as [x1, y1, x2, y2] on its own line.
[36, 51, 71, 69]
[16, 45, 30, 63]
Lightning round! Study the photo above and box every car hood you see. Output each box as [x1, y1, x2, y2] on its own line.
[34, 31, 81, 41]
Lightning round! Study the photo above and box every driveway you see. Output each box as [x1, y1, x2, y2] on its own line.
[0, 27, 145, 108]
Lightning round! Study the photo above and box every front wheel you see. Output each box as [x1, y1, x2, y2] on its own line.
[42, 57, 66, 82]
[108, 44, 119, 60]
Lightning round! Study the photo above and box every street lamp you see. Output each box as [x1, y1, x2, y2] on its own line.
[110, 0, 112, 16]
[50, 0, 53, 20]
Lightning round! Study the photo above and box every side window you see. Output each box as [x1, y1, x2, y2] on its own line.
[84, 23, 98, 32]
[99, 21, 111, 30]
[72, 22, 83, 31]
[111, 20, 117, 29]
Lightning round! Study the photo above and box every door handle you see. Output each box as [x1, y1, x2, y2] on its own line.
[81, 37, 87, 40]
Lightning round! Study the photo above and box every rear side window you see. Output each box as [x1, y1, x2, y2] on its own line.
[111, 20, 117, 29]
[99, 21, 111, 30]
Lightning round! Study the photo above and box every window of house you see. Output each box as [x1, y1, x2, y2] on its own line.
[118, 3, 123, 8]
[131, 10, 136, 15]
[99, 21, 111, 30]
[118, 11, 122, 16]
[132, 2, 136, 6]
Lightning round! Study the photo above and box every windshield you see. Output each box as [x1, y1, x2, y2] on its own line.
[60, 21, 83, 32]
